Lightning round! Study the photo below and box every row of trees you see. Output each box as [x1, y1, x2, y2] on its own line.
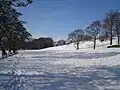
[25, 37, 54, 49]
[68, 10, 120, 50]
[0, 0, 32, 56]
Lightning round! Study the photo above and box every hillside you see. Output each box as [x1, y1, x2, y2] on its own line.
[40, 39, 117, 51]
[0, 39, 120, 90]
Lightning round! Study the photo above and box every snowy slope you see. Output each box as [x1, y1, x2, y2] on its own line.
[0, 39, 120, 90]
[39, 39, 117, 51]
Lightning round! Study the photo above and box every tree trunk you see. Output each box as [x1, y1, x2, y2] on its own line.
[110, 27, 112, 45]
[115, 25, 119, 45]
[118, 36, 120, 44]
[94, 36, 96, 49]
[12, 42, 18, 54]
[76, 42, 79, 50]
[117, 30, 120, 44]
[0, 41, 7, 56]
[12, 48, 17, 54]
[8, 43, 12, 54]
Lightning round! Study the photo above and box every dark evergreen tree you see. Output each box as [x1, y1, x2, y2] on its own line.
[0, 0, 32, 56]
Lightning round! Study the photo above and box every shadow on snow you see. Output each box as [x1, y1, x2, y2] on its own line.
[31, 52, 120, 59]
[0, 65, 120, 90]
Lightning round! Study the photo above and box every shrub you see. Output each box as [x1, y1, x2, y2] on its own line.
[107, 44, 120, 48]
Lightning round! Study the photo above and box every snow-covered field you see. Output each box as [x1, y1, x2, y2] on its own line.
[0, 40, 120, 90]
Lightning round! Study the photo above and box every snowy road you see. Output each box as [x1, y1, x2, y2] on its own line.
[0, 48, 120, 90]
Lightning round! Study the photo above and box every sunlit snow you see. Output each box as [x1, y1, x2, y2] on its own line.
[0, 39, 120, 90]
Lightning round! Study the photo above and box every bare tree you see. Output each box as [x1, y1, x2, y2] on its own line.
[86, 21, 101, 49]
[113, 10, 120, 44]
[68, 29, 84, 50]
[99, 30, 110, 42]
[103, 10, 117, 45]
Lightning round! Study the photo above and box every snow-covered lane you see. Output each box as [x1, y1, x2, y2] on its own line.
[0, 48, 120, 90]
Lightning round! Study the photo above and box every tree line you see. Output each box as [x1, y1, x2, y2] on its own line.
[24, 37, 54, 50]
[68, 10, 120, 50]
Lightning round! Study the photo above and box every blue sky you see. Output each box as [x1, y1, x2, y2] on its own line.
[17, 0, 120, 40]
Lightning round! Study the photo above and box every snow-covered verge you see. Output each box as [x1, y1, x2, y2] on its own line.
[0, 39, 120, 90]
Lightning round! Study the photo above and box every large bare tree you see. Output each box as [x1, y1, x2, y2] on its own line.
[86, 21, 101, 49]
[68, 29, 84, 50]
[113, 10, 120, 44]
[103, 10, 117, 45]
